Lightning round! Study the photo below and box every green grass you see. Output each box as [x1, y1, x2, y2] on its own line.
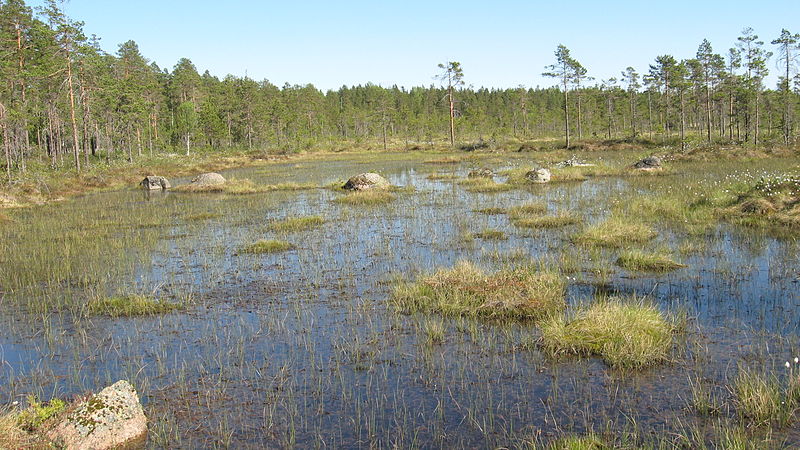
[732, 369, 796, 427]
[459, 177, 513, 193]
[86, 294, 184, 317]
[333, 190, 396, 205]
[615, 250, 686, 272]
[426, 173, 459, 181]
[573, 218, 657, 248]
[471, 228, 507, 240]
[184, 212, 222, 221]
[507, 201, 548, 218]
[269, 215, 325, 232]
[473, 207, 506, 215]
[540, 297, 677, 369]
[391, 260, 566, 320]
[511, 212, 581, 229]
[240, 239, 294, 254]
[16, 396, 67, 432]
[545, 433, 606, 450]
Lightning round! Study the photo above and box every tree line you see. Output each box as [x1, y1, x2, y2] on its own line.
[1, 0, 799, 179]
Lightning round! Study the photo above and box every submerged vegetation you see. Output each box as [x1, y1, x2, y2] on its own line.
[268, 215, 325, 232]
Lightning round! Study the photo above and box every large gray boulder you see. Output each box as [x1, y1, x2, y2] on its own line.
[140, 175, 170, 190]
[343, 173, 389, 191]
[191, 172, 226, 186]
[525, 168, 551, 183]
[632, 156, 662, 170]
[47, 380, 147, 450]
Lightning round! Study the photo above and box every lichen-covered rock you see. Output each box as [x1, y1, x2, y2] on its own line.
[140, 175, 171, 190]
[525, 168, 551, 183]
[47, 380, 147, 450]
[191, 172, 226, 186]
[632, 156, 662, 171]
[343, 173, 389, 191]
[468, 168, 494, 178]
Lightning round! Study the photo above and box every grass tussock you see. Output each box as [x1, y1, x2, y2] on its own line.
[511, 212, 581, 229]
[391, 260, 566, 320]
[426, 173, 460, 181]
[616, 250, 686, 272]
[540, 297, 677, 369]
[732, 368, 797, 427]
[240, 239, 294, 254]
[474, 207, 506, 215]
[573, 218, 657, 248]
[333, 190, 396, 205]
[726, 176, 800, 231]
[507, 202, 548, 218]
[86, 294, 184, 317]
[176, 178, 316, 195]
[459, 177, 513, 193]
[0, 396, 67, 448]
[471, 228, 507, 240]
[545, 433, 606, 450]
[269, 215, 325, 232]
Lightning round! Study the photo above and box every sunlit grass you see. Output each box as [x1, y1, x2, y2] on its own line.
[333, 190, 396, 205]
[86, 294, 184, 317]
[240, 239, 294, 254]
[616, 249, 686, 272]
[459, 177, 513, 193]
[391, 260, 565, 320]
[471, 228, 507, 240]
[269, 215, 325, 232]
[541, 297, 678, 369]
[511, 212, 581, 229]
[732, 368, 796, 427]
[573, 218, 657, 248]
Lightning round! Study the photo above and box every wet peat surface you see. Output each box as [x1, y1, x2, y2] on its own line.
[1, 152, 800, 448]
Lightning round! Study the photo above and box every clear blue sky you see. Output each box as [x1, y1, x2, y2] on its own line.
[27, 0, 798, 91]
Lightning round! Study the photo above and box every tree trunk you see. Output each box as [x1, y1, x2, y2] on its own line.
[564, 87, 570, 149]
[448, 85, 455, 147]
[66, 55, 81, 172]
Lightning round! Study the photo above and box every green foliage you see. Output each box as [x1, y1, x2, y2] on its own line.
[540, 297, 677, 369]
[573, 218, 657, 248]
[615, 249, 686, 272]
[269, 215, 325, 232]
[391, 260, 566, 320]
[240, 239, 293, 254]
[16, 396, 67, 432]
[86, 294, 183, 317]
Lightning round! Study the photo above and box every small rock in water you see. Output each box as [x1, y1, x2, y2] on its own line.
[47, 380, 147, 450]
[632, 156, 662, 170]
[467, 168, 494, 178]
[525, 168, 551, 183]
[343, 173, 390, 191]
[191, 172, 226, 186]
[140, 175, 170, 190]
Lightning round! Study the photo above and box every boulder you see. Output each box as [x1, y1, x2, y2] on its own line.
[140, 175, 170, 190]
[190, 172, 226, 186]
[468, 168, 494, 178]
[47, 380, 147, 450]
[525, 168, 551, 183]
[343, 173, 390, 191]
[632, 156, 662, 171]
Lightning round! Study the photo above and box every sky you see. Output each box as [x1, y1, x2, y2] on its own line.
[25, 0, 800, 91]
